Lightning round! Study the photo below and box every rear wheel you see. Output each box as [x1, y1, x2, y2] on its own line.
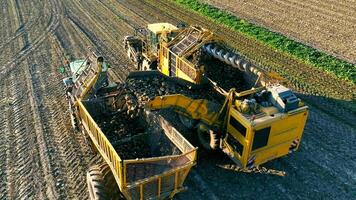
[87, 164, 122, 200]
[197, 123, 219, 150]
[87, 165, 108, 200]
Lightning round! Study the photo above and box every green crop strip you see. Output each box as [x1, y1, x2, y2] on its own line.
[171, 0, 356, 83]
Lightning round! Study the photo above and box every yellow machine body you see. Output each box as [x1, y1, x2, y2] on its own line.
[133, 23, 215, 84]
[158, 45, 202, 84]
[147, 23, 179, 35]
[147, 88, 308, 168]
[64, 51, 197, 199]
[223, 104, 308, 167]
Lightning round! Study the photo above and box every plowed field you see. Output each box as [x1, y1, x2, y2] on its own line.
[202, 0, 356, 64]
[0, 0, 355, 199]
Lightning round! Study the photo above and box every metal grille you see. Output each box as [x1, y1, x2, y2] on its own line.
[125, 155, 190, 183]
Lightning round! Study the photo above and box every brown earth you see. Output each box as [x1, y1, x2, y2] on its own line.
[0, 0, 355, 199]
[201, 0, 356, 64]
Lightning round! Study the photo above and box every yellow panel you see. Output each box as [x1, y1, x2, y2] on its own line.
[160, 57, 170, 76]
[176, 69, 195, 83]
[225, 109, 253, 165]
[253, 141, 291, 165]
[254, 110, 308, 151]
[148, 23, 178, 34]
[159, 48, 170, 76]
[250, 109, 308, 166]
[224, 105, 308, 167]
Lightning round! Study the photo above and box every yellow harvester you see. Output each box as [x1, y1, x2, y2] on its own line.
[124, 23, 309, 168]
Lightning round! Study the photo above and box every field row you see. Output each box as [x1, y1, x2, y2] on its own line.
[143, 0, 355, 125]
[202, 0, 356, 64]
[172, 0, 355, 84]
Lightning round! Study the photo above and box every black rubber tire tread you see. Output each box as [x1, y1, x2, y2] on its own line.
[87, 165, 109, 200]
[197, 124, 219, 150]
[100, 164, 122, 200]
[88, 164, 123, 200]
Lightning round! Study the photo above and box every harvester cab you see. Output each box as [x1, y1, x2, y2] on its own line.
[124, 23, 180, 71]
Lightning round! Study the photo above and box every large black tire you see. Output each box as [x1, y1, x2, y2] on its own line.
[87, 165, 108, 200]
[197, 123, 219, 150]
[87, 164, 122, 200]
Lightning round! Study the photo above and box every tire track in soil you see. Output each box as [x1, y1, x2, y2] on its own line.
[0, 0, 11, 45]
[1, 0, 80, 199]
[63, 0, 132, 81]
[0, 0, 60, 81]
[0, 80, 11, 200]
[4, 69, 51, 200]
[0, 2, 41, 52]
[0, 0, 22, 68]
[30, 35, 102, 199]
[1, 1, 55, 198]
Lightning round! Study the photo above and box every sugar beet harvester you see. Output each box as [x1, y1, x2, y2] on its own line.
[62, 50, 197, 200]
[124, 23, 309, 168]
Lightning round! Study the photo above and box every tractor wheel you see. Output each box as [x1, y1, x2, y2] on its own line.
[87, 165, 108, 200]
[178, 114, 197, 129]
[197, 123, 219, 150]
[87, 164, 122, 200]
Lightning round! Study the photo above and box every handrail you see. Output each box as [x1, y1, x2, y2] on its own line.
[124, 148, 197, 164]
[162, 45, 199, 81]
[77, 101, 124, 189]
[77, 101, 197, 199]
[126, 163, 194, 189]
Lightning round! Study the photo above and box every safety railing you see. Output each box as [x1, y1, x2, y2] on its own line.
[122, 114, 197, 200]
[161, 45, 200, 82]
[124, 158, 195, 199]
[78, 101, 197, 200]
[77, 101, 124, 190]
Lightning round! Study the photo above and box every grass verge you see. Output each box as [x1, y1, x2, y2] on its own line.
[171, 0, 356, 83]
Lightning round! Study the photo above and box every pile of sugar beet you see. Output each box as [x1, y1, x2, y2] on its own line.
[92, 60, 249, 160]
[93, 75, 217, 160]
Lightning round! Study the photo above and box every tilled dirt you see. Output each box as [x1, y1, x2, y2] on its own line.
[0, 0, 355, 200]
[202, 0, 356, 64]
